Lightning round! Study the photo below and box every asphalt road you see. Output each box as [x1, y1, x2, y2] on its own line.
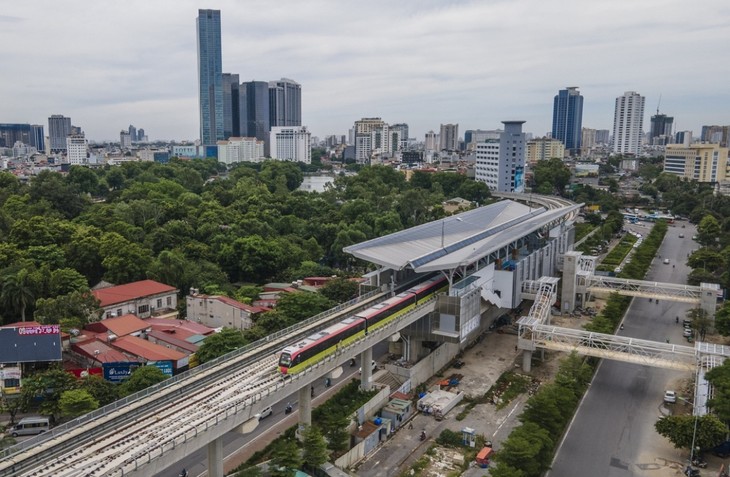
[154, 341, 388, 477]
[548, 221, 698, 477]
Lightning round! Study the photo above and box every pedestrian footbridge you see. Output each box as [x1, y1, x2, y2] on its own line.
[585, 275, 720, 304]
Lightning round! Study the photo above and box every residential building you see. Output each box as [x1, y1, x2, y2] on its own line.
[612, 91, 645, 155]
[354, 117, 386, 163]
[222, 73, 241, 139]
[526, 137, 565, 164]
[1, 322, 62, 392]
[48, 114, 72, 153]
[595, 129, 610, 144]
[270, 126, 311, 163]
[66, 134, 88, 165]
[197, 9, 224, 145]
[390, 123, 409, 150]
[240, 80, 271, 152]
[85, 314, 150, 339]
[464, 129, 501, 151]
[581, 128, 596, 153]
[0, 123, 31, 148]
[475, 121, 526, 193]
[187, 289, 267, 330]
[663, 143, 729, 183]
[439, 123, 459, 151]
[269, 78, 301, 128]
[675, 131, 693, 146]
[701, 125, 730, 147]
[92, 279, 178, 319]
[424, 131, 439, 151]
[552, 87, 583, 155]
[138, 149, 171, 163]
[120, 131, 132, 149]
[217, 137, 265, 164]
[650, 113, 674, 144]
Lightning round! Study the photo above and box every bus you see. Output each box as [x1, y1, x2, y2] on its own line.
[644, 213, 674, 224]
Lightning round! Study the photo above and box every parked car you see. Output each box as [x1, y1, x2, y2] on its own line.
[683, 328, 694, 337]
[664, 390, 677, 404]
[10, 416, 51, 437]
[679, 233, 685, 238]
[663, 258, 670, 264]
[256, 406, 273, 420]
[358, 360, 377, 374]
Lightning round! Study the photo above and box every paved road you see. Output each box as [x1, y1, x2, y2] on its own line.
[548, 221, 698, 477]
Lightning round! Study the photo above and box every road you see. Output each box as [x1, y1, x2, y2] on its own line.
[549, 221, 698, 476]
[154, 342, 388, 477]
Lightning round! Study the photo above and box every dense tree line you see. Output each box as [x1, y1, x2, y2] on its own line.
[0, 161, 489, 330]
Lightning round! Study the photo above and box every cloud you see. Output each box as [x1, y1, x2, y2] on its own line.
[1, 0, 728, 141]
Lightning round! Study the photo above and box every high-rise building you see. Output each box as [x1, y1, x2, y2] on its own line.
[439, 123, 458, 151]
[390, 123, 409, 150]
[701, 125, 730, 147]
[664, 143, 729, 182]
[120, 130, 132, 149]
[0, 123, 31, 148]
[222, 73, 240, 139]
[649, 113, 674, 145]
[475, 121, 526, 193]
[552, 87, 584, 155]
[128, 125, 137, 143]
[30, 124, 44, 152]
[66, 134, 88, 165]
[48, 115, 72, 153]
[527, 137, 565, 164]
[464, 129, 502, 151]
[595, 129, 610, 144]
[424, 131, 439, 151]
[197, 9, 224, 145]
[240, 81, 271, 153]
[612, 91, 645, 155]
[581, 128, 596, 153]
[675, 131, 692, 146]
[353, 118, 385, 164]
[269, 78, 301, 128]
[137, 128, 145, 142]
[270, 126, 311, 164]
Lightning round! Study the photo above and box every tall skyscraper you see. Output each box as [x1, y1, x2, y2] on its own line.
[30, 124, 44, 151]
[197, 9, 224, 145]
[390, 123, 409, 150]
[0, 124, 31, 148]
[612, 91, 645, 155]
[475, 121, 526, 193]
[128, 125, 137, 143]
[269, 78, 301, 128]
[439, 124, 458, 151]
[48, 115, 72, 153]
[222, 73, 241, 139]
[137, 128, 145, 142]
[240, 81, 271, 149]
[552, 87, 583, 155]
[649, 113, 674, 144]
[424, 131, 439, 151]
[353, 117, 385, 163]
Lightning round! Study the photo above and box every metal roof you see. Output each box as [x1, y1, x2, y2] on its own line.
[343, 199, 581, 272]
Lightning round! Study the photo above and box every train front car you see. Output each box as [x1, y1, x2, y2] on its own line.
[278, 347, 295, 374]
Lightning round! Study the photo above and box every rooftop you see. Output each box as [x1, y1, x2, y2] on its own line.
[111, 335, 186, 362]
[86, 314, 149, 337]
[92, 279, 177, 307]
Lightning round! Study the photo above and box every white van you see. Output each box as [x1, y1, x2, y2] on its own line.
[11, 416, 51, 437]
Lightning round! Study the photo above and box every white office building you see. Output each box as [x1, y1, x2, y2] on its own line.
[217, 137, 264, 165]
[66, 134, 88, 165]
[475, 121, 526, 193]
[270, 126, 311, 163]
[612, 91, 645, 155]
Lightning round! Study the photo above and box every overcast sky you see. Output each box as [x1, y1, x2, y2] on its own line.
[2, 0, 729, 142]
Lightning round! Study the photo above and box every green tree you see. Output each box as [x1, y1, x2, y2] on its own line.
[532, 158, 571, 197]
[492, 422, 553, 477]
[1, 392, 24, 425]
[119, 366, 168, 396]
[235, 285, 264, 304]
[268, 439, 303, 477]
[234, 466, 263, 477]
[317, 412, 349, 453]
[518, 384, 576, 438]
[704, 360, 730, 421]
[20, 368, 77, 420]
[1, 269, 35, 321]
[274, 292, 334, 323]
[319, 277, 359, 303]
[655, 414, 726, 451]
[715, 302, 730, 336]
[196, 328, 247, 364]
[77, 375, 118, 407]
[686, 308, 711, 341]
[59, 389, 99, 419]
[67, 166, 100, 195]
[34, 290, 101, 329]
[301, 424, 329, 470]
[99, 232, 152, 283]
[697, 214, 721, 247]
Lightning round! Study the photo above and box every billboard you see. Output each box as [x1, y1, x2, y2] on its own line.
[102, 362, 140, 383]
[149, 361, 173, 377]
[514, 166, 525, 193]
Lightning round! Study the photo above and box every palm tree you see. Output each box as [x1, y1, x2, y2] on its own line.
[1, 270, 35, 321]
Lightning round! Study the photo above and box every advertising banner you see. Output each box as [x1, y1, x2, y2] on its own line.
[149, 361, 173, 377]
[18, 324, 60, 336]
[102, 362, 140, 383]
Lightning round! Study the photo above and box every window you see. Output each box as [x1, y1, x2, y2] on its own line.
[167, 297, 172, 306]
[156, 299, 162, 309]
[138, 305, 150, 314]
[117, 309, 122, 317]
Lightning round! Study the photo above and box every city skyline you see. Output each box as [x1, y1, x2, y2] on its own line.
[1, 0, 728, 142]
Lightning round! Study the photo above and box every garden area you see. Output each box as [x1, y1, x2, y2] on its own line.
[595, 233, 638, 272]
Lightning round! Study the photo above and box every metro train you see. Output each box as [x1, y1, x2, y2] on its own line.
[278, 275, 448, 374]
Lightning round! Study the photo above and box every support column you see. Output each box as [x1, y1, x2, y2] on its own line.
[522, 350, 532, 372]
[298, 385, 312, 427]
[561, 252, 580, 314]
[207, 436, 224, 477]
[408, 338, 421, 363]
[360, 347, 373, 390]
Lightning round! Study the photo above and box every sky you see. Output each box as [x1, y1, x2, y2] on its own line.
[1, 0, 729, 142]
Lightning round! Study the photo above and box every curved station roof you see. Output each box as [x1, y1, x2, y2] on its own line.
[344, 199, 581, 273]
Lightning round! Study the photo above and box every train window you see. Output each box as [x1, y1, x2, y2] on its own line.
[279, 354, 291, 367]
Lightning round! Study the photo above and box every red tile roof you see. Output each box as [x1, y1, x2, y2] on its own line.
[72, 338, 129, 363]
[147, 330, 198, 353]
[192, 294, 262, 313]
[144, 318, 215, 336]
[85, 314, 149, 337]
[0, 321, 44, 329]
[92, 280, 177, 307]
[111, 335, 186, 362]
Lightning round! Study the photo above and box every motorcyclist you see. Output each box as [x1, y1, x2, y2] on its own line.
[420, 430, 426, 441]
[179, 469, 188, 477]
[349, 358, 356, 367]
[676, 316, 679, 324]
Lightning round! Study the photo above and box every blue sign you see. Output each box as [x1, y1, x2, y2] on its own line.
[514, 166, 524, 193]
[149, 361, 173, 377]
[102, 362, 140, 383]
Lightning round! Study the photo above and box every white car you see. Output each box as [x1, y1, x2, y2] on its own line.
[663, 258, 670, 264]
[683, 328, 693, 337]
[664, 390, 677, 404]
[358, 360, 377, 374]
[256, 406, 273, 420]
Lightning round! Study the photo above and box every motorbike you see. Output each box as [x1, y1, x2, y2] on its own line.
[691, 457, 707, 468]
[349, 358, 356, 367]
[684, 466, 701, 477]
[179, 470, 189, 477]
[620, 324, 624, 330]
[285, 403, 293, 414]
[419, 431, 426, 441]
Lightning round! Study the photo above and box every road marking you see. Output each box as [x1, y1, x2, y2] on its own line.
[493, 401, 521, 437]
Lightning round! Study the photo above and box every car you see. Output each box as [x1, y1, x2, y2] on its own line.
[679, 233, 685, 238]
[683, 319, 692, 328]
[663, 258, 670, 264]
[683, 328, 694, 337]
[692, 235, 698, 240]
[358, 360, 377, 374]
[664, 390, 677, 404]
[256, 406, 273, 420]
